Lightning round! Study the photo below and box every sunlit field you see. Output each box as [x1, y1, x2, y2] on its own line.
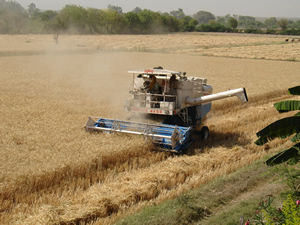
[0, 33, 299, 224]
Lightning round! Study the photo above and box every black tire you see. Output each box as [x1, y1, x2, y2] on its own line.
[200, 126, 209, 140]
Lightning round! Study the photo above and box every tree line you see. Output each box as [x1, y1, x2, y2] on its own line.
[0, 0, 300, 35]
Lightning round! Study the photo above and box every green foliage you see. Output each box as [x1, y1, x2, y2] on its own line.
[0, 0, 25, 13]
[289, 86, 300, 96]
[252, 195, 285, 224]
[278, 18, 289, 30]
[196, 23, 230, 32]
[178, 16, 198, 32]
[255, 117, 300, 145]
[289, 19, 300, 29]
[85, 8, 106, 33]
[265, 29, 277, 34]
[274, 100, 300, 113]
[161, 14, 179, 32]
[282, 195, 300, 224]
[0, 1, 300, 34]
[244, 28, 265, 34]
[264, 17, 278, 29]
[103, 9, 123, 33]
[255, 86, 300, 166]
[138, 9, 157, 32]
[116, 161, 274, 225]
[193, 10, 216, 24]
[131, 7, 142, 14]
[27, 3, 40, 19]
[265, 144, 300, 166]
[39, 10, 58, 22]
[251, 194, 300, 225]
[228, 17, 238, 30]
[271, 164, 300, 195]
[170, 8, 185, 20]
[123, 11, 141, 33]
[59, 5, 88, 33]
[175, 194, 211, 224]
[0, 0, 27, 34]
[278, 29, 300, 35]
[107, 4, 122, 14]
[238, 15, 260, 29]
[216, 14, 232, 26]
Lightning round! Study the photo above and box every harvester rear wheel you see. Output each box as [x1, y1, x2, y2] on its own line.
[200, 126, 209, 140]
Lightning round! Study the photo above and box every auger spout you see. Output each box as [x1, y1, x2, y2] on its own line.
[185, 88, 248, 105]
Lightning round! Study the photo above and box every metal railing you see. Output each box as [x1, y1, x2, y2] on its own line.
[131, 92, 177, 111]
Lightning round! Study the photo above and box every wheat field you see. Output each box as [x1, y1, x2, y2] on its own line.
[0, 33, 299, 224]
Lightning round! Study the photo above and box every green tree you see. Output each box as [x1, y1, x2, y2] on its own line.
[238, 15, 256, 29]
[264, 17, 278, 29]
[85, 8, 106, 33]
[216, 14, 231, 26]
[107, 4, 122, 14]
[196, 22, 229, 32]
[137, 9, 164, 33]
[0, 0, 27, 33]
[228, 17, 238, 30]
[39, 10, 57, 22]
[170, 8, 185, 20]
[4, 0, 25, 13]
[179, 16, 198, 32]
[45, 11, 68, 43]
[28, 3, 36, 17]
[131, 7, 142, 13]
[288, 19, 300, 29]
[103, 8, 123, 33]
[137, 9, 153, 33]
[161, 13, 179, 32]
[255, 86, 300, 166]
[123, 11, 141, 33]
[278, 18, 288, 31]
[193, 10, 215, 24]
[57, 5, 88, 33]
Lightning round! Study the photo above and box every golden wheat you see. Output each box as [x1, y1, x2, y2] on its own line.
[0, 34, 299, 224]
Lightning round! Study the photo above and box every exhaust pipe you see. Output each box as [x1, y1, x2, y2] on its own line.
[185, 88, 248, 105]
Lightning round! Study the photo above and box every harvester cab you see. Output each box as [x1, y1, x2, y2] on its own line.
[86, 67, 248, 153]
[124, 68, 214, 128]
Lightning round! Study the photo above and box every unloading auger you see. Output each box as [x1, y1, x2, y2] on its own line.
[86, 67, 248, 153]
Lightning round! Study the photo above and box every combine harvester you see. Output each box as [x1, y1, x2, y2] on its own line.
[86, 67, 248, 153]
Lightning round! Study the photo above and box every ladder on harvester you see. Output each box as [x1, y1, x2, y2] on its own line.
[178, 108, 192, 127]
[85, 117, 192, 152]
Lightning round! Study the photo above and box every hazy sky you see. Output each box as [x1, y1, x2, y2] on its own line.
[16, 0, 299, 18]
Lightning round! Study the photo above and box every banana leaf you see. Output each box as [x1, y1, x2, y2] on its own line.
[288, 86, 300, 95]
[265, 142, 300, 166]
[255, 116, 300, 146]
[274, 100, 300, 113]
[291, 133, 300, 142]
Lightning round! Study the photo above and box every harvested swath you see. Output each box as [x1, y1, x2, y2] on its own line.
[10, 92, 295, 224]
[16, 141, 290, 225]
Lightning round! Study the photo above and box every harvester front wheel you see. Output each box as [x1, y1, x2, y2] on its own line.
[200, 126, 209, 140]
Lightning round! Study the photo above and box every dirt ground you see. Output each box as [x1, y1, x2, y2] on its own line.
[0, 33, 299, 224]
